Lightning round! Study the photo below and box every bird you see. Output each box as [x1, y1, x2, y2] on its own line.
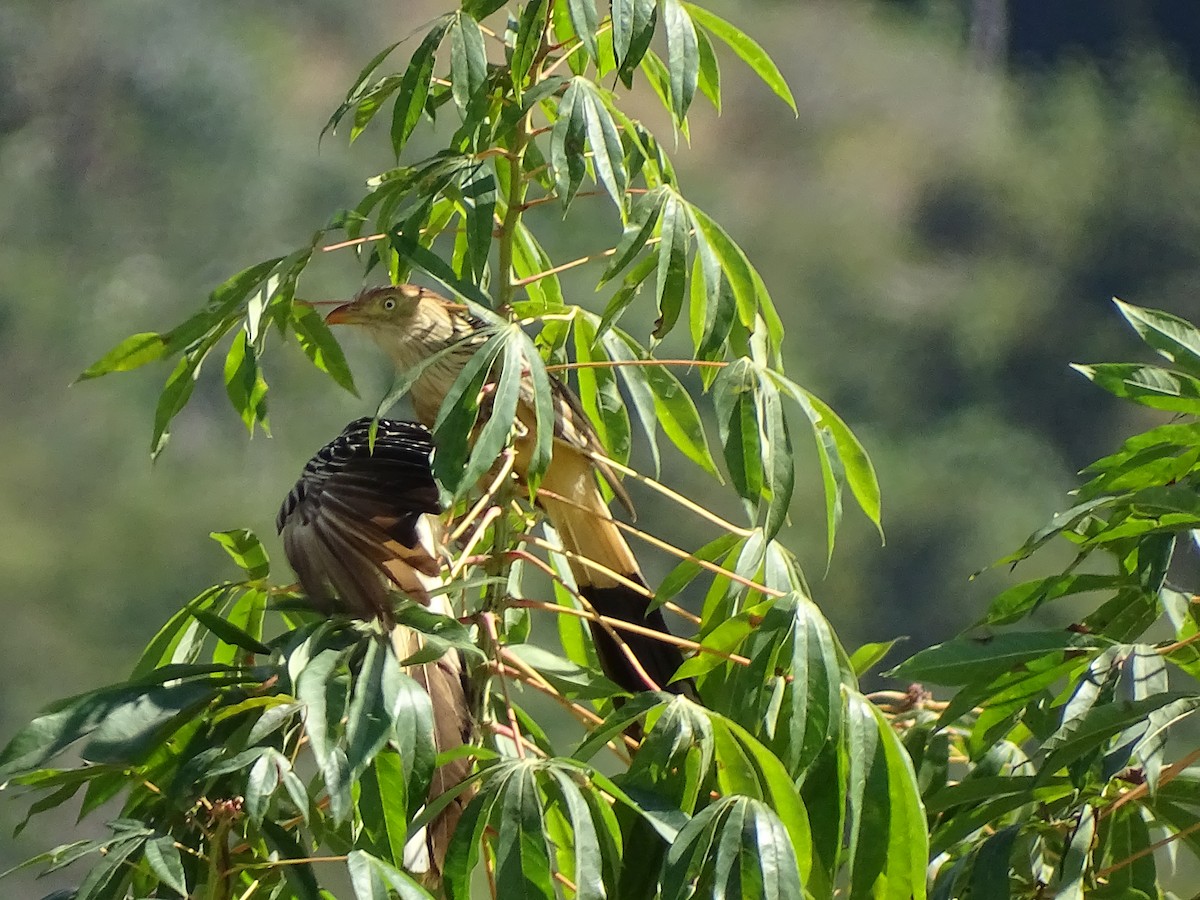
[325, 283, 695, 699]
[276, 417, 471, 880]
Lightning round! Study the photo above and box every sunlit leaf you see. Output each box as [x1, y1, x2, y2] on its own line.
[75, 332, 167, 382]
[683, 4, 797, 114]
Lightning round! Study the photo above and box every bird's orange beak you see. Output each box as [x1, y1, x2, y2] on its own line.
[325, 302, 356, 326]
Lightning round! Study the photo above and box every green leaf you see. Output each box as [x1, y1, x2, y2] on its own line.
[262, 821, 322, 900]
[187, 604, 271, 656]
[572, 315, 632, 465]
[981, 572, 1122, 627]
[627, 347, 719, 476]
[75, 332, 167, 382]
[890, 631, 1099, 686]
[966, 825, 1020, 900]
[567, 0, 599, 63]
[713, 359, 764, 501]
[389, 228, 496, 309]
[1041, 693, 1197, 782]
[599, 185, 667, 286]
[1115, 298, 1200, 377]
[612, 0, 657, 80]
[580, 80, 628, 210]
[652, 191, 690, 339]
[83, 680, 220, 765]
[131, 584, 229, 677]
[150, 332, 221, 459]
[512, 0, 549, 92]
[347, 849, 437, 900]
[843, 691, 929, 899]
[209, 528, 270, 580]
[450, 12, 488, 114]
[1053, 805, 1096, 900]
[660, 796, 803, 900]
[351, 75, 405, 142]
[460, 164, 497, 284]
[494, 764, 556, 900]
[323, 41, 403, 140]
[849, 638, 902, 678]
[1074, 362, 1200, 414]
[661, 0, 698, 122]
[687, 202, 768, 332]
[694, 22, 721, 112]
[142, 834, 187, 897]
[291, 302, 358, 395]
[507, 643, 628, 699]
[391, 17, 453, 158]
[683, 4, 797, 114]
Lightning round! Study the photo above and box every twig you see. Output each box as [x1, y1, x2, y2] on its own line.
[482, 612, 525, 759]
[536, 487, 782, 603]
[449, 506, 502, 581]
[517, 532, 654, 599]
[450, 449, 517, 542]
[1157, 630, 1200, 656]
[545, 358, 729, 373]
[489, 721, 548, 758]
[1103, 746, 1200, 820]
[1095, 818, 1200, 880]
[492, 656, 637, 757]
[511, 236, 663, 287]
[590, 454, 756, 537]
[510, 596, 753, 668]
[508, 545, 664, 692]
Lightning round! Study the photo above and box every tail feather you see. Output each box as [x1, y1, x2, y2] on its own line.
[391, 599, 473, 880]
[539, 448, 695, 698]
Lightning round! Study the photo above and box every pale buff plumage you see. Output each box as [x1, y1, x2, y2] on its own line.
[327, 285, 694, 697]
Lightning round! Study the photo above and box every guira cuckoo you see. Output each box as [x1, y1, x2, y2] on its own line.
[326, 284, 694, 698]
[276, 417, 470, 879]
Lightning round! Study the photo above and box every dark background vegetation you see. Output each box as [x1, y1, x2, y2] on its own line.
[5, 0, 1200, 888]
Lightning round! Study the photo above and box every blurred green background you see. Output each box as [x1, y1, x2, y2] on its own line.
[5, 0, 1200, 890]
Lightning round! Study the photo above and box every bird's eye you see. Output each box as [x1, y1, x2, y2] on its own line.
[383, 298, 396, 311]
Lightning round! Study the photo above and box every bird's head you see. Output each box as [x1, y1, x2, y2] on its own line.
[326, 284, 460, 367]
[325, 284, 429, 330]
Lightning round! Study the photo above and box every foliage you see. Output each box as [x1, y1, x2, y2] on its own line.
[6, 2, 1200, 900]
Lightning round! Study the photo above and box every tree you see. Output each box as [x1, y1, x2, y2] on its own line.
[4, 2, 1200, 898]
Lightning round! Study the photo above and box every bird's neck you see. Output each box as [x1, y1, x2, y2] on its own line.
[373, 301, 476, 427]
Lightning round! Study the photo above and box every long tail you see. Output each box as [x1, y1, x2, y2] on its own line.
[391, 599, 472, 882]
[539, 448, 696, 698]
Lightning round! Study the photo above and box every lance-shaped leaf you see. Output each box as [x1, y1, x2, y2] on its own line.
[460, 163, 496, 284]
[694, 22, 721, 111]
[347, 849, 437, 900]
[661, 0, 699, 122]
[511, 0, 549, 93]
[682, 3, 797, 114]
[323, 41, 403, 140]
[567, 0, 599, 64]
[291, 301, 358, 396]
[444, 759, 616, 900]
[1115, 298, 1200, 377]
[391, 17, 453, 158]
[891, 630, 1100, 687]
[75, 332, 167, 382]
[599, 185, 667, 286]
[660, 796, 803, 900]
[843, 690, 929, 900]
[612, 0, 657, 84]
[573, 314, 632, 465]
[450, 12, 488, 114]
[1073, 362, 1200, 415]
[551, 78, 588, 208]
[653, 190, 690, 339]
